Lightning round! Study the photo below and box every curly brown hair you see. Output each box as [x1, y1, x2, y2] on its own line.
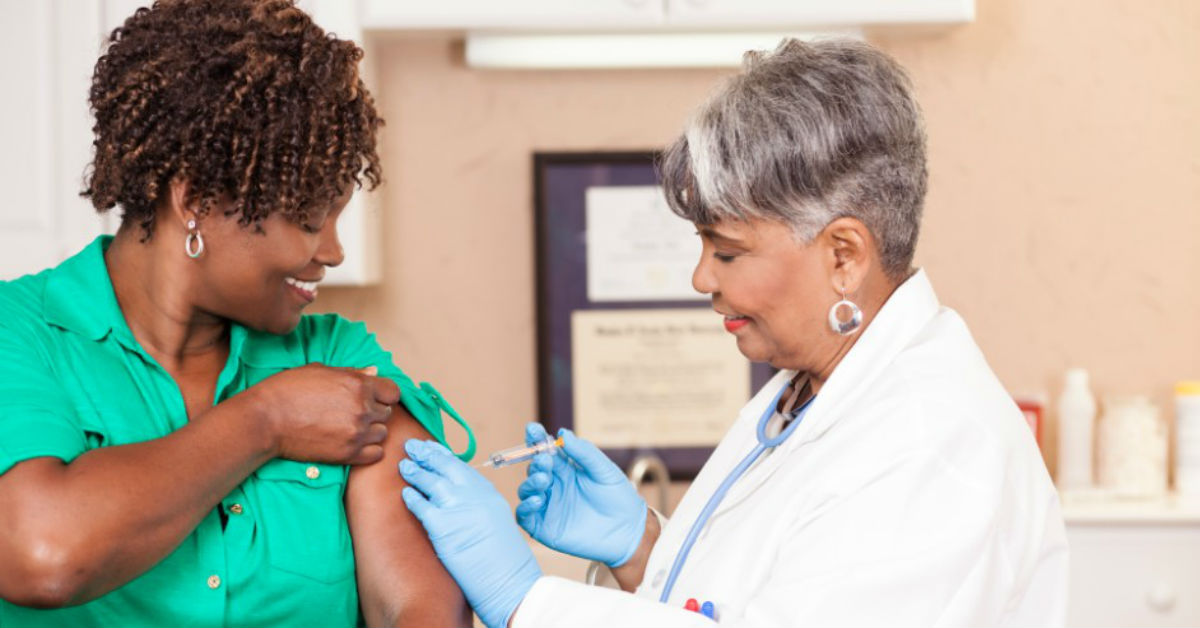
[83, 0, 383, 237]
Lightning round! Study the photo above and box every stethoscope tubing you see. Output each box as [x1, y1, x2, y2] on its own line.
[658, 384, 815, 604]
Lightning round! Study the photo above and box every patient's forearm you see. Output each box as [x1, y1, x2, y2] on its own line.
[0, 393, 274, 607]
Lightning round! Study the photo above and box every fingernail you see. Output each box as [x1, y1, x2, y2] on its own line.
[361, 365, 378, 376]
[399, 460, 416, 474]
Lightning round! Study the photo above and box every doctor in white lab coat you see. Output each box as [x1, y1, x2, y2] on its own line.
[397, 38, 1068, 628]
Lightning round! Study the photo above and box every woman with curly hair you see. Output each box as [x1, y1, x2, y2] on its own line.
[0, 1, 473, 626]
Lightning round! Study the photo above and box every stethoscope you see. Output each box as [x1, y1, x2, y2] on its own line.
[658, 379, 816, 604]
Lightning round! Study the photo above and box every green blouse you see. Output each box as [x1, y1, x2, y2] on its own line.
[0, 236, 474, 627]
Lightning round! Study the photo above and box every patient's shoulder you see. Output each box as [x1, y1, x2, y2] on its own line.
[0, 271, 52, 332]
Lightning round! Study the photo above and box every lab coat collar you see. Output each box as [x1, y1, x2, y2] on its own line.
[710, 269, 940, 516]
[786, 268, 941, 449]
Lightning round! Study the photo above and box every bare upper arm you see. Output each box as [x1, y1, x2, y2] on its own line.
[346, 406, 472, 628]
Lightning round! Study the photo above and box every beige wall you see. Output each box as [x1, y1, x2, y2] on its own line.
[316, 0, 1200, 499]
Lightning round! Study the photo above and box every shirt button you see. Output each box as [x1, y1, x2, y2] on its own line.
[228, 503, 244, 515]
[305, 466, 321, 480]
[207, 575, 221, 589]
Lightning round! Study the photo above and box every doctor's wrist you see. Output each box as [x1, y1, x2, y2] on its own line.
[611, 506, 660, 592]
[606, 501, 649, 569]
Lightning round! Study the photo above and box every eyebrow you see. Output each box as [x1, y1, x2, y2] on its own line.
[699, 227, 746, 246]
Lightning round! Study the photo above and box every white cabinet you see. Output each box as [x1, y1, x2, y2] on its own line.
[358, 0, 972, 69]
[1064, 499, 1200, 627]
[361, 0, 665, 32]
[0, 1, 108, 281]
[665, 0, 974, 28]
[358, 0, 970, 32]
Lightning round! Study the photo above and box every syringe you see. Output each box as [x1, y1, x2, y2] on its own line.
[475, 436, 564, 469]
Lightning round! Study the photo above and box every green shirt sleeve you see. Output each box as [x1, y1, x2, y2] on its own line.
[0, 323, 87, 475]
[303, 314, 476, 461]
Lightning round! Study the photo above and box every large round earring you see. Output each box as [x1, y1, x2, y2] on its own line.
[185, 219, 204, 259]
[828, 291, 863, 336]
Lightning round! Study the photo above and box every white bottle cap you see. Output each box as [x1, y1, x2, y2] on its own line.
[1065, 367, 1089, 387]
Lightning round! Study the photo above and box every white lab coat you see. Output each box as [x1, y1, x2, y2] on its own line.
[513, 270, 1068, 627]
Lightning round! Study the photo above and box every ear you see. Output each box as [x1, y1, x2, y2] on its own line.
[820, 216, 876, 296]
[165, 178, 198, 229]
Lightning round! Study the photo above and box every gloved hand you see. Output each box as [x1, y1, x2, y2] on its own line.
[400, 439, 541, 628]
[515, 423, 648, 567]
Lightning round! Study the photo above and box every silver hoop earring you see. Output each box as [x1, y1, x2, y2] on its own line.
[185, 219, 204, 259]
[828, 292, 863, 336]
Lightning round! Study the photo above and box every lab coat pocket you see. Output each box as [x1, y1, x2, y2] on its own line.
[252, 459, 355, 584]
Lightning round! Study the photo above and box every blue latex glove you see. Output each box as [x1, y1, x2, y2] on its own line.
[400, 439, 541, 628]
[515, 424, 647, 568]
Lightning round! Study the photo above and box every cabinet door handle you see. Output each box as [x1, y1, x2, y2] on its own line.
[1146, 583, 1177, 613]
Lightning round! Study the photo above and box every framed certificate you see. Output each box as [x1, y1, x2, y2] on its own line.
[534, 152, 774, 478]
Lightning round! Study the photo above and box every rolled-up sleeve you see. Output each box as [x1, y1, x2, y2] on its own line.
[304, 313, 472, 457]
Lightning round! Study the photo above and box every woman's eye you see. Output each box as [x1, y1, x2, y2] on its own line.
[301, 223, 320, 234]
[714, 252, 737, 263]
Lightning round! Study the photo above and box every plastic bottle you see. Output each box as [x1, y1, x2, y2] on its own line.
[1176, 381, 1200, 497]
[1057, 368, 1097, 491]
[1096, 396, 1166, 498]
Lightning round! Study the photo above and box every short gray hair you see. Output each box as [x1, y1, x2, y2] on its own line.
[660, 38, 928, 278]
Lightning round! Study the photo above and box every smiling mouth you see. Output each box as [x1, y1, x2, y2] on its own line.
[721, 313, 750, 332]
[285, 277, 319, 301]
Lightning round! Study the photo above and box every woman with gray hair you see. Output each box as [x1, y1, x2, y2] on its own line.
[396, 39, 1067, 627]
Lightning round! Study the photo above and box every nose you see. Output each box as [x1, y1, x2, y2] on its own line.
[314, 224, 345, 268]
[692, 252, 716, 295]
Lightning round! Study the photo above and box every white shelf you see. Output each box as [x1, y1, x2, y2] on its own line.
[1061, 492, 1200, 525]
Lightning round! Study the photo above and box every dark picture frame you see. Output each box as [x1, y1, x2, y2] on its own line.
[533, 151, 773, 479]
